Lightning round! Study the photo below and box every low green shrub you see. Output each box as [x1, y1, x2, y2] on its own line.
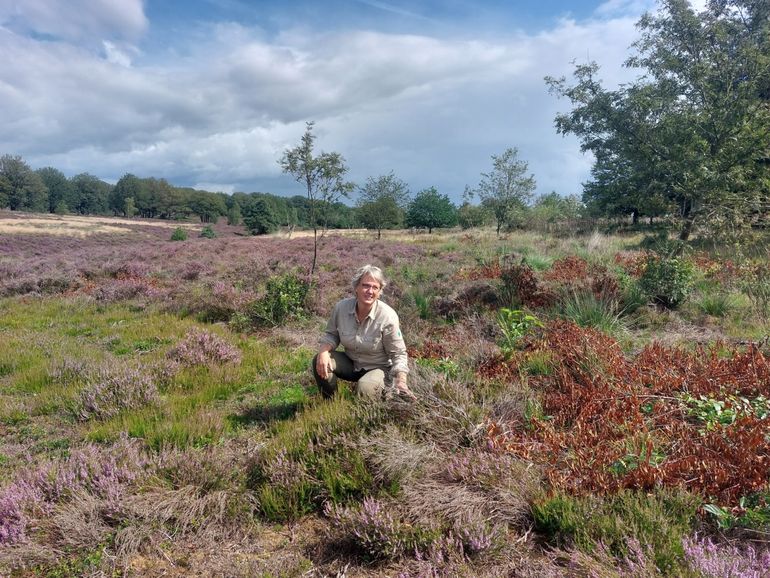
[249, 398, 385, 521]
[199, 225, 216, 239]
[496, 308, 543, 356]
[249, 273, 310, 327]
[639, 256, 695, 309]
[170, 227, 188, 241]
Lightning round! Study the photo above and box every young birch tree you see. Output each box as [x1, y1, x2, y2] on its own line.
[279, 122, 353, 275]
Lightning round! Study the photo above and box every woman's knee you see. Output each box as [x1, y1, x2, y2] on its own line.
[356, 369, 385, 398]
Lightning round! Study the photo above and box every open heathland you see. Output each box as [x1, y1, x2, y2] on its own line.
[2, 212, 770, 577]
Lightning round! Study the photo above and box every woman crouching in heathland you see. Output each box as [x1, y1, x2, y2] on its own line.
[312, 264, 415, 400]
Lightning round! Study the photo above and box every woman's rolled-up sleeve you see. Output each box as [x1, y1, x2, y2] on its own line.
[319, 303, 341, 350]
[382, 316, 408, 377]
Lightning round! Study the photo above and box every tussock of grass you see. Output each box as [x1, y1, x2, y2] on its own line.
[532, 489, 699, 574]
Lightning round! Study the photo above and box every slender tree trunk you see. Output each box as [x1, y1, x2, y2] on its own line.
[311, 226, 318, 275]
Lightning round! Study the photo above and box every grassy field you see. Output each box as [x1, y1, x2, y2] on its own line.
[1, 211, 769, 576]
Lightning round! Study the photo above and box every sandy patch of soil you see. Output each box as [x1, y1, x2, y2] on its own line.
[0, 212, 199, 237]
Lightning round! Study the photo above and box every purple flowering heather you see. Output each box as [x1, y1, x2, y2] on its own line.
[683, 534, 770, 577]
[77, 367, 159, 421]
[167, 329, 242, 366]
[0, 489, 26, 544]
[326, 497, 411, 560]
[0, 438, 150, 545]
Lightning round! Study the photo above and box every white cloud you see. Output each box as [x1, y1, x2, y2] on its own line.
[0, 0, 147, 43]
[0, 3, 652, 200]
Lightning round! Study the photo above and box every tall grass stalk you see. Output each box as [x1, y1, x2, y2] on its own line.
[559, 291, 628, 336]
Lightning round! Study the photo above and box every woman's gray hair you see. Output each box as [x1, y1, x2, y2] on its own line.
[351, 264, 387, 292]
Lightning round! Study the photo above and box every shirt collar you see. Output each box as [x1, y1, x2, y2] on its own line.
[349, 298, 378, 320]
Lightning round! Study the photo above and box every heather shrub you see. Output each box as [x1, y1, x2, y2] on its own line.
[532, 489, 698, 574]
[170, 227, 188, 241]
[451, 511, 505, 556]
[0, 438, 150, 545]
[551, 538, 663, 577]
[249, 273, 309, 327]
[639, 255, 695, 309]
[249, 399, 384, 520]
[183, 282, 256, 323]
[77, 366, 159, 421]
[682, 534, 770, 577]
[325, 497, 434, 561]
[0, 491, 25, 544]
[93, 278, 158, 302]
[256, 449, 316, 522]
[166, 329, 242, 366]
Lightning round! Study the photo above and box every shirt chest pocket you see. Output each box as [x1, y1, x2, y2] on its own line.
[362, 334, 381, 351]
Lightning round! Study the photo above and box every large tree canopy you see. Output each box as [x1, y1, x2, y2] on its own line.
[547, 0, 770, 241]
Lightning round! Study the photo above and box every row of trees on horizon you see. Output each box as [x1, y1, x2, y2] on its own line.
[0, 151, 584, 236]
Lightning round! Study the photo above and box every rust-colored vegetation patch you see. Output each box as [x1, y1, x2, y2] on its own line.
[486, 320, 770, 504]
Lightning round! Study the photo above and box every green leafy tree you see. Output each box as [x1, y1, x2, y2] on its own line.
[476, 148, 536, 235]
[227, 201, 242, 226]
[188, 190, 226, 223]
[37, 167, 73, 213]
[0, 174, 11, 209]
[279, 121, 352, 275]
[356, 173, 411, 239]
[70, 173, 110, 215]
[530, 192, 585, 233]
[110, 174, 145, 216]
[0, 154, 48, 212]
[406, 187, 457, 233]
[547, 0, 770, 242]
[124, 197, 137, 217]
[53, 199, 68, 215]
[243, 197, 279, 235]
[457, 202, 491, 229]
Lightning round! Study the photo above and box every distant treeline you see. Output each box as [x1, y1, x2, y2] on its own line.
[0, 154, 358, 229]
[0, 153, 596, 236]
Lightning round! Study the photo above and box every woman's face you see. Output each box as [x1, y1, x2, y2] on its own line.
[355, 274, 381, 307]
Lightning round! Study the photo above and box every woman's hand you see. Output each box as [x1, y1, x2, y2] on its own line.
[316, 350, 333, 380]
[394, 373, 416, 400]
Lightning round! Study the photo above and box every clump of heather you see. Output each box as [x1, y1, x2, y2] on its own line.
[255, 449, 315, 522]
[93, 278, 160, 302]
[326, 497, 418, 560]
[546, 540, 659, 577]
[110, 261, 150, 279]
[0, 438, 150, 545]
[452, 512, 505, 555]
[683, 534, 770, 577]
[182, 282, 257, 323]
[0, 491, 26, 544]
[167, 329, 242, 366]
[77, 366, 159, 421]
[50, 358, 92, 384]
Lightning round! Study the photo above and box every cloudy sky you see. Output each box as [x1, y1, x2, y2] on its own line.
[1, 0, 677, 202]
